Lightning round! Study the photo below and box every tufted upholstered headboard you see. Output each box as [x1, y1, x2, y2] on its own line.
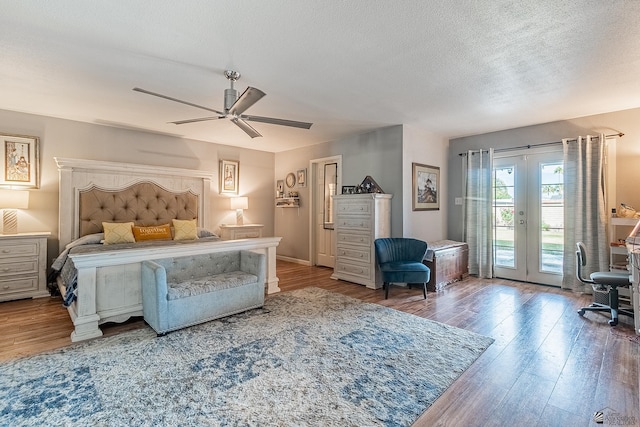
[56, 157, 214, 252]
[78, 181, 198, 237]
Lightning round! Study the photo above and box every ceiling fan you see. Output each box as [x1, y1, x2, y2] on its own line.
[133, 70, 313, 138]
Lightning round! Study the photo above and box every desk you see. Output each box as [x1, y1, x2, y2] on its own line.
[219, 224, 264, 240]
[628, 251, 640, 335]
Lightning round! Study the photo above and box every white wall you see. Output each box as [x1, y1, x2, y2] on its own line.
[0, 108, 275, 261]
[402, 125, 449, 242]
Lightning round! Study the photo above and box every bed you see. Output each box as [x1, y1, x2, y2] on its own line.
[54, 157, 281, 342]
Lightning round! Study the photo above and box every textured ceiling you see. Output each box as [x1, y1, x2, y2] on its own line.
[1, 1, 639, 152]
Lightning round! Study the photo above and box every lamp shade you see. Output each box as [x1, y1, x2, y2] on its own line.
[0, 190, 29, 209]
[230, 196, 248, 210]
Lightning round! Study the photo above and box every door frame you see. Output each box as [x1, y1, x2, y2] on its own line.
[493, 147, 564, 286]
[308, 155, 342, 266]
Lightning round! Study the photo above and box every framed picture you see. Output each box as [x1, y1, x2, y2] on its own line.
[342, 185, 356, 194]
[1, 133, 40, 188]
[412, 163, 439, 211]
[286, 172, 296, 188]
[276, 179, 284, 196]
[219, 159, 239, 194]
[297, 168, 307, 187]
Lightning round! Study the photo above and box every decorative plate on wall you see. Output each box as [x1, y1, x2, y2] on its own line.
[286, 172, 296, 188]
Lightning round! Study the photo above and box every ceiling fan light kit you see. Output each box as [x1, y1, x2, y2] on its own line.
[134, 70, 312, 139]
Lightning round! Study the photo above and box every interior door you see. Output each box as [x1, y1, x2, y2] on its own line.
[493, 149, 564, 286]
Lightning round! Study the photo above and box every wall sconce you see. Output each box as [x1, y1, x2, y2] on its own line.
[230, 196, 249, 225]
[0, 189, 30, 234]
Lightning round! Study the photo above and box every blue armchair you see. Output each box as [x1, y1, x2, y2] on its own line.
[374, 238, 431, 299]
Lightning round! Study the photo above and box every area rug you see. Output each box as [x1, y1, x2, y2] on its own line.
[0, 287, 493, 426]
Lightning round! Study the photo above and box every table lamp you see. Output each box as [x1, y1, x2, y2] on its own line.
[1, 189, 30, 234]
[230, 196, 248, 225]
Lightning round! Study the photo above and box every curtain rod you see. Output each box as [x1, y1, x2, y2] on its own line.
[458, 132, 624, 156]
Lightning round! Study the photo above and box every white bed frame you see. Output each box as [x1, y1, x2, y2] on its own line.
[55, 157, 281, 342]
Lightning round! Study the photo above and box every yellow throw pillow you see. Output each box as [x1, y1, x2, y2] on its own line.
[102, 222, 135, 245]
[132, 224, 172, 242]
[172, 219, 198, 241]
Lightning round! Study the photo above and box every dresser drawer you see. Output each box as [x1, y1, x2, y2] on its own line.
[335, 217, 371, 230]
[334, 260, 372, 280]
[0, 259, 38, 278]
[233, 230, 261, 239]
[0, 242, 39, 259]
[337, 233, 371, 246]
[0, 277, 38, 294]
[336, 245, 371, 263]
[336, 202, 372, 215]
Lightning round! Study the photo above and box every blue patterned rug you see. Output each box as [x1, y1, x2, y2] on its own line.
[0, 287, 493, 426]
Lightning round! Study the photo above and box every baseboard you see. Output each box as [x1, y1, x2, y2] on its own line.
[276, 255, 311, 266]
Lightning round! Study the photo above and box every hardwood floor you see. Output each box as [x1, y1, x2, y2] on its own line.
[1, 260, 638, 426]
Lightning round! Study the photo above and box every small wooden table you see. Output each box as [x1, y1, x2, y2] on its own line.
[423, 240, 469, 291]
[219, 224, 264, 240]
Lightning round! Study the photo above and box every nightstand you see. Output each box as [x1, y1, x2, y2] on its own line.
[0, 232, 50, 302]
[219, 224, 264, 240]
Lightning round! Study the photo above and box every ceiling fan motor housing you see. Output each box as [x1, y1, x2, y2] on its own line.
[224, 88, 238, 113]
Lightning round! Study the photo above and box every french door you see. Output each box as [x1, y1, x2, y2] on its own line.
[492, 149, 564, 286]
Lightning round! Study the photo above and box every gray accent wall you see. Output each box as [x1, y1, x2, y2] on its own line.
[274, 126, 405, 261]
[447, 107, 640, 241]
[275, 124, 450, 262]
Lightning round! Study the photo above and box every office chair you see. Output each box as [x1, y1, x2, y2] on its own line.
[374, 238, 430, 299]
[575, 241, 633, 326]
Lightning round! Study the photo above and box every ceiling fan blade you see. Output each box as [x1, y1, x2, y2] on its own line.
[133, 87, 224, 115]
[231, 118, 262, 138]
[242, 115, 313, 129]
[169, 116, 224, 125]
[229, 86, 266, 116]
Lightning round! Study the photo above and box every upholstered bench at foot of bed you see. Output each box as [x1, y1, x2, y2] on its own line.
[141, 250, 266, 335]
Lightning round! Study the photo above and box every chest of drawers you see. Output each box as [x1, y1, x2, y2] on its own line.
[330, 194, 392, 289]
[0, 232, 50, 302]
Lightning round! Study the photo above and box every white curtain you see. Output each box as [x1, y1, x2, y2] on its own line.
[562, 134, 608, 291]
[463, 148, 494, 278]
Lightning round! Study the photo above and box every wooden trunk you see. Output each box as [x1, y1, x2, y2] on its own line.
[423, 241, 469, 292]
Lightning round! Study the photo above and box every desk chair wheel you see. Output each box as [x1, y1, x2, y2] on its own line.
[578, 308, 586, 316]
[608, 318, 618, 326]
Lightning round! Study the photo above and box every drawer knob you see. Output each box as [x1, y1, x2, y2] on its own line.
[1, 268, 9, 272]
[3, 285, 9, 290]
[2, 249, 10, 253]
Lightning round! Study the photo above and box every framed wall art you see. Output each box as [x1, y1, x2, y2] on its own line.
[1, 133, 40, 188]
[297, 168, 307, 187]
[276, 179, 284, 197]
[412, 162, 439, 211]
[219, 159, 239, 194]
[342, 185, 356, 194]
[286, 172, 296, 188]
